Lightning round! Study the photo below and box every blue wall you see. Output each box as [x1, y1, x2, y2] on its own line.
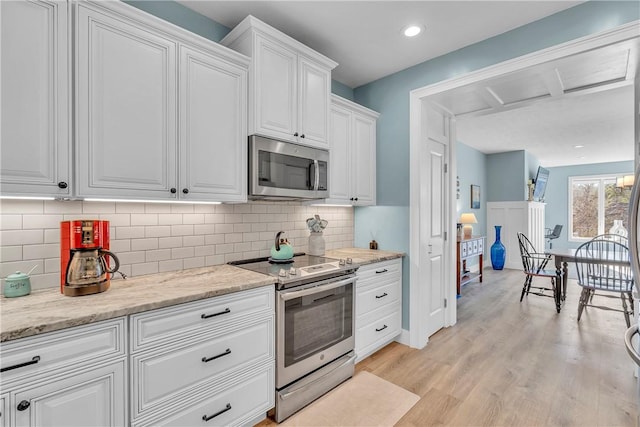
[545, 161, 634, 250]
[486, 151, 527, 202]
[457, 142, 488, 236]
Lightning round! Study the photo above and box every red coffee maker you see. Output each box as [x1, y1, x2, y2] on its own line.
[60, 220, 121, 296]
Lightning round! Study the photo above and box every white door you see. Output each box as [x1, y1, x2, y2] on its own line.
[329, 105, 352, 202]
[0, 0, 70, 197]
[420, 103, 450, 340]
[352, 114, 377, 206]
[179, 45, 247, 202]
[254, 35, 297, 141]
[298, 57, 330, 148]
[75, 3, 177, 200]
[13, 361, 126, 427]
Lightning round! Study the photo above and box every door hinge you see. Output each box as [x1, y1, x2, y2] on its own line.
[444, 163, 448, 173]
[444, 298, 447, 308]
[444, 231, 447, 241]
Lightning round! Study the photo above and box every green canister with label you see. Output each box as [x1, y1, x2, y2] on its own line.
[4, 271, 32, 297]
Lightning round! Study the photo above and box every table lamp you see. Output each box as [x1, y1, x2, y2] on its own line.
[459, 213, 478, 238]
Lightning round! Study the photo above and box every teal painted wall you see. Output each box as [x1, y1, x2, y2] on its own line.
[352, 1, 638, 329]
[332, 81, 355, 100]
[457, 142, 488, 236]
[544, 161, 634, 250]
[486, 151, 527, 202]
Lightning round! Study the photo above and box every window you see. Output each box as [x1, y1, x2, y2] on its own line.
[569, 174, 631, 241]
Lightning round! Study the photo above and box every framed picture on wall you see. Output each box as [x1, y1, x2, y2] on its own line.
[471, 185, 480, 209]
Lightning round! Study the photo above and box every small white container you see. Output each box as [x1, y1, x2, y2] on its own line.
[308, 232, 325, 256]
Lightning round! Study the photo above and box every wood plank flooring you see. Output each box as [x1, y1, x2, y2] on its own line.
[260, 268, 638, 426]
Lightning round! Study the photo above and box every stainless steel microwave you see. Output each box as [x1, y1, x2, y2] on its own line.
[249, 135, 329, 200]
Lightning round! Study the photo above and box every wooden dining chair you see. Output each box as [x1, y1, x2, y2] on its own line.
[517, 232, 557, 303]
[574, 238, 634, 327]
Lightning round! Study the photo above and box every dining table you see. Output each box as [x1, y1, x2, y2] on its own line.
[547, 248, 632, 313]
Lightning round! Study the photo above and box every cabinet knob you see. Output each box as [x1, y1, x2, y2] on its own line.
[300, 134, 305, 138]
[354, 197, 358, 201]
[57, 181, 68, 189]
[182, 188, 189, 194]
[350, 197, 354, 201]
[17, 400, 30, 411]
[170, 188, 177, 194]
[293, 132, 299, 137]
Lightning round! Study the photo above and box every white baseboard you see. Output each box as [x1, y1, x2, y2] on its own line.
[396, 328, 410, 346]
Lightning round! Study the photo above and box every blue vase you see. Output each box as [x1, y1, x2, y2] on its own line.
[490, 225, 506, 270]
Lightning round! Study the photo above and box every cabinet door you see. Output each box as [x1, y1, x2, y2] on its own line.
[298, 57, 330, 148]
[253, 35, 297, 142]
[179, 46, 247, 202]
[328, 106, 351, 202]
[1, 393, 7, 427]
[351, 114, 377, 205]
[75, 3, 177, 200]
[0, 0, 70, 197]
[13, 361, 126, 427]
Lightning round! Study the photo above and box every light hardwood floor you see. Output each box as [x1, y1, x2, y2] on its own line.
[261, 268, 638, 426]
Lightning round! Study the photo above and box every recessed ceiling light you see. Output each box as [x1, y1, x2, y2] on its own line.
[574, 145, 584, 148]
[404, 25, 422, 37]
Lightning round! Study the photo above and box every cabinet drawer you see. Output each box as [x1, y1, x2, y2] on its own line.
[132, 317, 273, 417]
[134, 364, 273, 427]
[130, 286, 274, 352]
[356, 259, 401, 285]
[0, 318, 125, 385]
[356, 279, 400, 317]
[356, 309, 401, 357]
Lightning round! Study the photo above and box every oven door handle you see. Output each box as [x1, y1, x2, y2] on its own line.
[280, 276, 355, 301]
[279, 352, 357, 400]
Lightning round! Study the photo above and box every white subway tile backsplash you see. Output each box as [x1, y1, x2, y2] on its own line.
[22, 214, 63, 229]
[171, 224, 194, 236]
[131, 238, 159, 251]
[131, 214, 158, 226]
[146, 249, 172, 262]
[172, 247, 194, 259]
[132, 262, 159, 276]
[1, 230, 43, 246]
[183, 235, 205, 247]
[0, 246, 22, 262]
[0, 200, 44, 214]
[158, 236, 183, 249]
[44, 200, 82, 214]
[30, 273, 59, 291]
[0, 200, 354, 292]
[116, 226, 146, 239]
[183, 257, 204, 269]
[0, 215, 22, 230]
[23, 244, 58, 260]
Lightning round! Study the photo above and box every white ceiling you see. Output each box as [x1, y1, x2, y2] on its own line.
[177, 0, 636, 167]
[177, 1, 583, 88]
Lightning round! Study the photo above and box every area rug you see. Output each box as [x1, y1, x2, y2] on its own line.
[281, 371, 420, 426]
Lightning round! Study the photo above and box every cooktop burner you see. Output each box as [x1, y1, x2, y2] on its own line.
[229, 253, 358, 289]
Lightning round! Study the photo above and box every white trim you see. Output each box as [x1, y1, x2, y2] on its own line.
[409, 21, 640, 349]
[396, 329, 411, 347]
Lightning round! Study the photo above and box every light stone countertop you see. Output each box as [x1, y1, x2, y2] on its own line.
[0, 248, 404, 342]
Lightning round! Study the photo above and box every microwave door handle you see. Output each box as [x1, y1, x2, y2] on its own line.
[308, 161, 316, 190]
[314, 160, 320, 191]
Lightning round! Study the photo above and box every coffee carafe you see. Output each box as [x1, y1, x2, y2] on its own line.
[66, 248, 120, 289]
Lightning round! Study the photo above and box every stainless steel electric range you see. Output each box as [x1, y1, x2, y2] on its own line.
[229, 253, 358, 422]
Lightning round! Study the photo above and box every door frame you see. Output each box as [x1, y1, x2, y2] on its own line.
[408, 20, 640, 349]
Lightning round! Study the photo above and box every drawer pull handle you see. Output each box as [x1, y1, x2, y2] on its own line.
[375, 292, 388, 299]
[201, 308, 230, 319]
[376, 324, 388, 332]
[202, 403, 231, 421]
[202, 348, 231, 363]
[1, 355, 40, 373]
[375, 269, 388, 274]
[17, 400, 30, 411]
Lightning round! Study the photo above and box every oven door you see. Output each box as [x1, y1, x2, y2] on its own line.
[276, 274, 355, 389]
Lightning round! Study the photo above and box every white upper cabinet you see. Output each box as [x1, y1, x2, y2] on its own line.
[0, 0, 71, 198]
[178, 46, 247, 202]
[221, 15, 337, 149]
[75, 3, 177, 200]
[74, 1, 249, 202]
[321, 95, 379, 206]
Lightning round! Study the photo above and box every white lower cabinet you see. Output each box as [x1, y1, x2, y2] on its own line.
[355, 259, 402, 362]
[1, 393, 7, 427]
[0, 318, 127, 427]
[129, 286, 275, 426]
